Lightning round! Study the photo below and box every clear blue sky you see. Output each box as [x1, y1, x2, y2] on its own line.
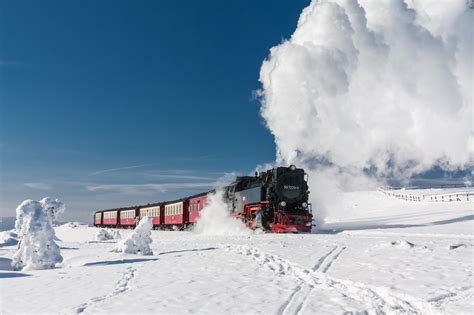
[0, 0, 311, 222]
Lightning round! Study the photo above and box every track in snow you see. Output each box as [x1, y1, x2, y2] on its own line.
[227, 244, 431, 314]
[281, 245, 346, 315]
[427, 286, 474, 309]
[72, 266, 136, 314]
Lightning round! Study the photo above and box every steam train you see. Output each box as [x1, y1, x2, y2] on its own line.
[93, 165, 313, 233]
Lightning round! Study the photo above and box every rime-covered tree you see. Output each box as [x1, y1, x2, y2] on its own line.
[94, 229, 121, 241]
[40, 197, 66, 225]
[112, 216, 153, 255]
[12, 201, 63, 271]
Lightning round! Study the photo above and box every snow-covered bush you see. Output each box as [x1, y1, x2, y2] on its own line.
[94, 229, 121, 241]
[40, 197, 66, 225]
[12, 201, 63, 271]
[112, 216, 153, 255]
[15, 200, 39, 235]
[15, 198, 65, 234]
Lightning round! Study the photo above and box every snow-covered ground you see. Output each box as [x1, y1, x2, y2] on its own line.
[1, 189, 472, 314]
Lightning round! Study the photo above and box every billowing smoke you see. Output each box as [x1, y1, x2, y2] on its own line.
[194, 191, 251, 236]
[258, 0, 472, 224]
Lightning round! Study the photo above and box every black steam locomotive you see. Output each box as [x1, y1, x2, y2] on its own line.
[223, 165, 313, 232]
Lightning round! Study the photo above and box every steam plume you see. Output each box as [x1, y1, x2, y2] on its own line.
[259, 0, 472, 176]
[258, 0, 473, 225]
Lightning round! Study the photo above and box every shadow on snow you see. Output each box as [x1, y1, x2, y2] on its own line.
[83, 247, 217, 267]
[83, 258, 160, 266]
[0, 272, 31, 278]
[158, 247, 217, 256]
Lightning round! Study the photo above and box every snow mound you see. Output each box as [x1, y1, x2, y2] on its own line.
[62, 222, 87, 229]
[390, 240, 415, 249]
[94, 229, 121, 241]
[112, 216, 153, 255]
[194, 190, 251, 236]
[12, 200, 63, 271]
[0, 230, 18, 247]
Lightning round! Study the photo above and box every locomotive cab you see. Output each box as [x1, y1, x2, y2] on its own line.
[224, 165, 313, 232]
[271, 165, 308, 211]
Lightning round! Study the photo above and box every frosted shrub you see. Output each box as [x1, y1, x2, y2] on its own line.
[112, 216, 153, 255]
[94, 229, 121, 241]
[15, 198, 65, 233]
[40, 197, 66, 225]
[12, 201, 63, 271]
[110, 229, 121, 240]
[15, 200, 38, 234]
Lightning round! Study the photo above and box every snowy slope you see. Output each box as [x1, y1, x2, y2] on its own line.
[1, 189, 472, 314]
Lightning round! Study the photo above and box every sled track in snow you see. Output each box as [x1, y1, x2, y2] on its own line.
[281, 245, 346, 315]
[227, 244, 432, 314]
[72, 266, 136, 314]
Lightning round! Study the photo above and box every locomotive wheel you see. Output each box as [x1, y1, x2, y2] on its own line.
[261, 209, 272, 231]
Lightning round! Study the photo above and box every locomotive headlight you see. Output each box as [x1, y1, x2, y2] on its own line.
[289, 165, 296, 171]
[280, 201, 286, 207]
[302, 202, 308, 208]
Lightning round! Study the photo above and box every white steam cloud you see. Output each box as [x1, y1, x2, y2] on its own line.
[258, 0, 473, 225]
[194, 191, 251, 236]
[259, 0, 472, 176]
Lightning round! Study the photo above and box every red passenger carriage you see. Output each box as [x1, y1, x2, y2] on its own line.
[119, 207, 139, 227]
[139, 203, 163, 227]
[94, 212, 102, 226]
[187, 193, 208, 224]
[163, 199, 188, 227]
[102, 210, 119, 226]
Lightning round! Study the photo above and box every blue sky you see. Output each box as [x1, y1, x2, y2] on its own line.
[0, 0, 311, 222]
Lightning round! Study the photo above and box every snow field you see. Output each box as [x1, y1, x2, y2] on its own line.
[1, 190, 472, 314]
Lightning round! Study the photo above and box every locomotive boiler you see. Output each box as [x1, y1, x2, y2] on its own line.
[223, 165, 313, 232]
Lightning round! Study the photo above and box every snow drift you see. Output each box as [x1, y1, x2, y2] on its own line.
[258, 0, 473, 224]
[194, 191, 251, 236]
[0, 230, 19, 247]
[112, 216, 153, 255]
[12, 200, 63, 270]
